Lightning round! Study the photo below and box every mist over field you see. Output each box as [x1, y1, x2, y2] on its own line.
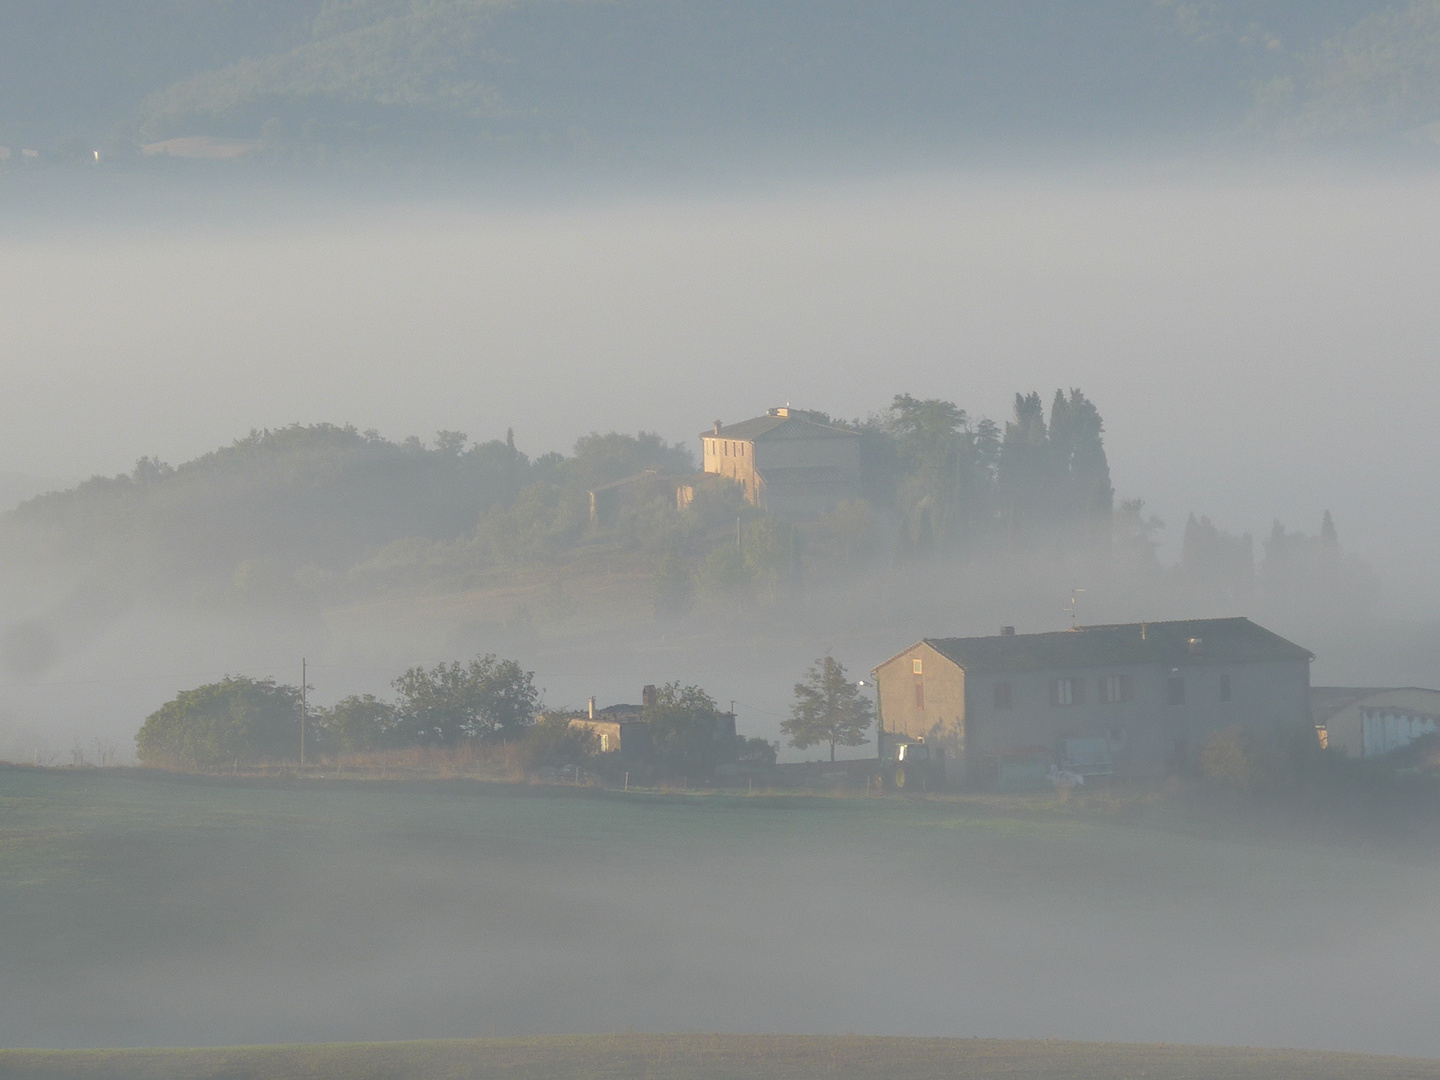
[6, 770, 1440, 1058]
[2, 4, 1440, 1069]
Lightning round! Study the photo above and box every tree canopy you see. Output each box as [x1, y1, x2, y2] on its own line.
[391, 654, 539, 744]
[641, 682, 738, 777]
[782, 654, 873, 762]
[136, 676, 301, 768]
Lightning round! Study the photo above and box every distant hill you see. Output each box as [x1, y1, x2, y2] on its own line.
[0, 423, 690, 605]
[2, 1, 1435, 166]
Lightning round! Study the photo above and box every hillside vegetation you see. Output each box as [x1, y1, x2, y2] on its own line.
[0, 391, 1381, 676]
[3, 1, 1437, 163]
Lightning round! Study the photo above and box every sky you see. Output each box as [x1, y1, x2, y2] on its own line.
[2, 159, 1438, 601]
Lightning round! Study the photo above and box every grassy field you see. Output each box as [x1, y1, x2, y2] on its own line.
[4, 1033, 1440, 1080]
[3, 766, 1439, 1058]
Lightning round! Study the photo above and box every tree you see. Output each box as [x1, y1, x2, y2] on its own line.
[391, 653, 539, 744]
[136, 676, 301, 768]
[997, 388, 1112, 551]
[1200, 726, 1261, 789]
[642, 682, 736, 777]
[517, 713, 597, 772]
[314, 693, 396, 754]
[782, 654, 873, 762]
[1180, 513, 1254, 597]
[886, 394, 999, 555]
[742, 517, 793, 601]
[1112, 498, 1164, 573]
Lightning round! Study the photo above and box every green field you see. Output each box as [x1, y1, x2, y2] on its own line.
[4, 1033, 1440, 1080]
[2, 766, 1438, 1060]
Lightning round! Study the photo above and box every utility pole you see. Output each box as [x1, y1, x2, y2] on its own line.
[300, 657, 307, 768]
[865, 672, 884, 762]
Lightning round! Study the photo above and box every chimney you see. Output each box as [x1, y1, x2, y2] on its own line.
[713, 421, 722, 435]
[642, 684, 657, 708]
[588, 696, 596, 720]
[1000, 626, 1015, 636]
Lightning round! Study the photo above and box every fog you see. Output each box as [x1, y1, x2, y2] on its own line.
[5, 770, 1440, 1057]
[3, 162, 1438, 583]
[1, 159, 1439, 764]
[4, 3, 1440, 1070]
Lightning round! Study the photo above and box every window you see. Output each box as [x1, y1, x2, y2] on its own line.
[912, 658, 923, 675]
[724, 441, 730, 456]
[993, 681, 1012, 709]
[1219, 673, 1232, 702]
[1050, 677, 1083, 706]
[914, 679, 924, 709]
[599, 733, 610, 753]
[1167, 676, 1185, 706]
[1100, 674, 1133, 704]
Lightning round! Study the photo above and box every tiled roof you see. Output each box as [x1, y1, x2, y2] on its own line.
[1310, 686, 1390, 724]
[703, 412, 858, 442]
[921, 618, 1312, 672]
[1310, 686, 1440, 724]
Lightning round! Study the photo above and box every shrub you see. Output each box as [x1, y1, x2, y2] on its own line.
[136, 676, 301, 768]
[314, 693, 397, 754]
[1201, 725, 1261, 789]
[517, 714, 597, 772]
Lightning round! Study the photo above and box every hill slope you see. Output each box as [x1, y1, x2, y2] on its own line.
[4, 1, 1435, 162]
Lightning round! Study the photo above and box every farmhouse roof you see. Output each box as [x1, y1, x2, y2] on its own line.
[916, 618, 1312, 673]
[703, 409, 858, 443]
[1310, 686, 1440, 725]
[1310, 686, 1390, 724]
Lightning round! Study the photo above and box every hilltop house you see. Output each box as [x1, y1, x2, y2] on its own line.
[694, 407, 860, 519]
[873, 618, 1313, 785]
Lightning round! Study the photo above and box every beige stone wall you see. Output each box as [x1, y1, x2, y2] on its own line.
[569, 718, 624, 753]
[701, 432, 861, 509]
[962, 658, 1310, 776]
[701, 436, 760, 503]
[875, 643, 967, 753]
[753, 437, 860, 472]
[876, 642, 1311, 781]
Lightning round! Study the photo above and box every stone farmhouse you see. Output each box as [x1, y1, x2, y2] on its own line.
[873, 617, 1313, 785]
[694, 407, 860, 519]
[567, 693, 650, 756]
[565, 685, 737, 758]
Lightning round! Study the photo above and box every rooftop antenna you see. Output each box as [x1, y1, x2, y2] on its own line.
[1065, 588, 1086, 629]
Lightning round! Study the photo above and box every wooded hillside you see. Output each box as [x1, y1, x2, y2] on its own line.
[3, 1, 1433, 163]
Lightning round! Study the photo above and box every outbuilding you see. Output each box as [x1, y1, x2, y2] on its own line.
[1311, 686, 1440, 759]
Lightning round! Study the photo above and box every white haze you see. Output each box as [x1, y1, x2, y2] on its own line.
[1, 159, 1439, 762]
[2, 162, 1437, 589]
